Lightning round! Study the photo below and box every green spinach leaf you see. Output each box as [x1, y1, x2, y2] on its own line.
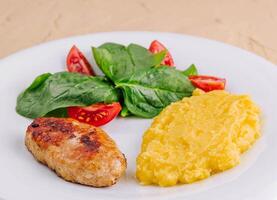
[16, 72, 120, 118]
[182, 64, 198, 76]
[116, 66, 195, 118]
[120, 104, 131, 117]
[45, 108, 68, 117]
[92, 42, 165, 82]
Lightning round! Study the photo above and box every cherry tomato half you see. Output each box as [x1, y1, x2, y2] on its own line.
[188, 75, 226, 92]
[66, 45, 95, 75]
[149, 40, 175, 66]
[67, 102, 122, 127]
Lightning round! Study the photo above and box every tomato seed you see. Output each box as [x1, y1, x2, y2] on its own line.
[78, 116, 84, 120]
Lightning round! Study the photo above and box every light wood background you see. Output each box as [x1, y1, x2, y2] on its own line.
[0, 0, 276, 64]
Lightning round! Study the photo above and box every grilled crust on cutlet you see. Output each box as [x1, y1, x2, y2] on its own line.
[25, 117, 126, 187]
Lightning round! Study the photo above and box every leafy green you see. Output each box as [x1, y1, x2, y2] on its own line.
[120, 105, 131, 117]
[45, 108, 68, 117]
[27, 73, 52, 90]
[92, 42, 166, 82]
[17, 42, 198, 120]
[16, 72, 120, 118]
[116, 66, 195, 118]
[127, 44, 166, 68]
[93, 43, 195, 118]
[182, 64, 198, 76]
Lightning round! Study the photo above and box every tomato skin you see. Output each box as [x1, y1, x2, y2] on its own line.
[66, 45, 95, 75]
[149, 40, 175, 66]
[188, 75, 226, 92]
[67, 102, 122, 127]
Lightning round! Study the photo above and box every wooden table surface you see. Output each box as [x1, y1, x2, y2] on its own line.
[1, 0, 276, 64]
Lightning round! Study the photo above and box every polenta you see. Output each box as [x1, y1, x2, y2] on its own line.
[136, 89, 261, 186]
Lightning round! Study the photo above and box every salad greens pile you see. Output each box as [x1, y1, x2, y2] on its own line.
[16, 72, 120, 118]
[16, 42, 197, 119]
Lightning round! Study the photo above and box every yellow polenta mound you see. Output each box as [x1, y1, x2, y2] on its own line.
[136, 89, 261, 187]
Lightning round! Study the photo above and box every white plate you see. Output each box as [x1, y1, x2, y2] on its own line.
[0, 32, 277, 200]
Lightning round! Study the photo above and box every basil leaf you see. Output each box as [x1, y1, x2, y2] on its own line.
[16, 72, 120, 118]
[92, 42, 165, 82]
[182, 64, 198, 76]
[116, 66, 195, 118]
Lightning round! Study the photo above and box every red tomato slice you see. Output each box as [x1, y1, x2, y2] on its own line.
[149, 40, 175, 66]
[188, 75, 226, 92]
[66, 45, 95, 75]
[67, 102, 122, 127]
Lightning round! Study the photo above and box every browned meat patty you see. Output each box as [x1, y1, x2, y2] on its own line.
[25, 117, 127, 187]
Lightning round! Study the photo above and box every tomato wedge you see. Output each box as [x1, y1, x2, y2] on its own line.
[66, 45, 95, 75]
[67, 102, 122, 127]
[188, 75, 226, 92]
[149, 40, 175, 66]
